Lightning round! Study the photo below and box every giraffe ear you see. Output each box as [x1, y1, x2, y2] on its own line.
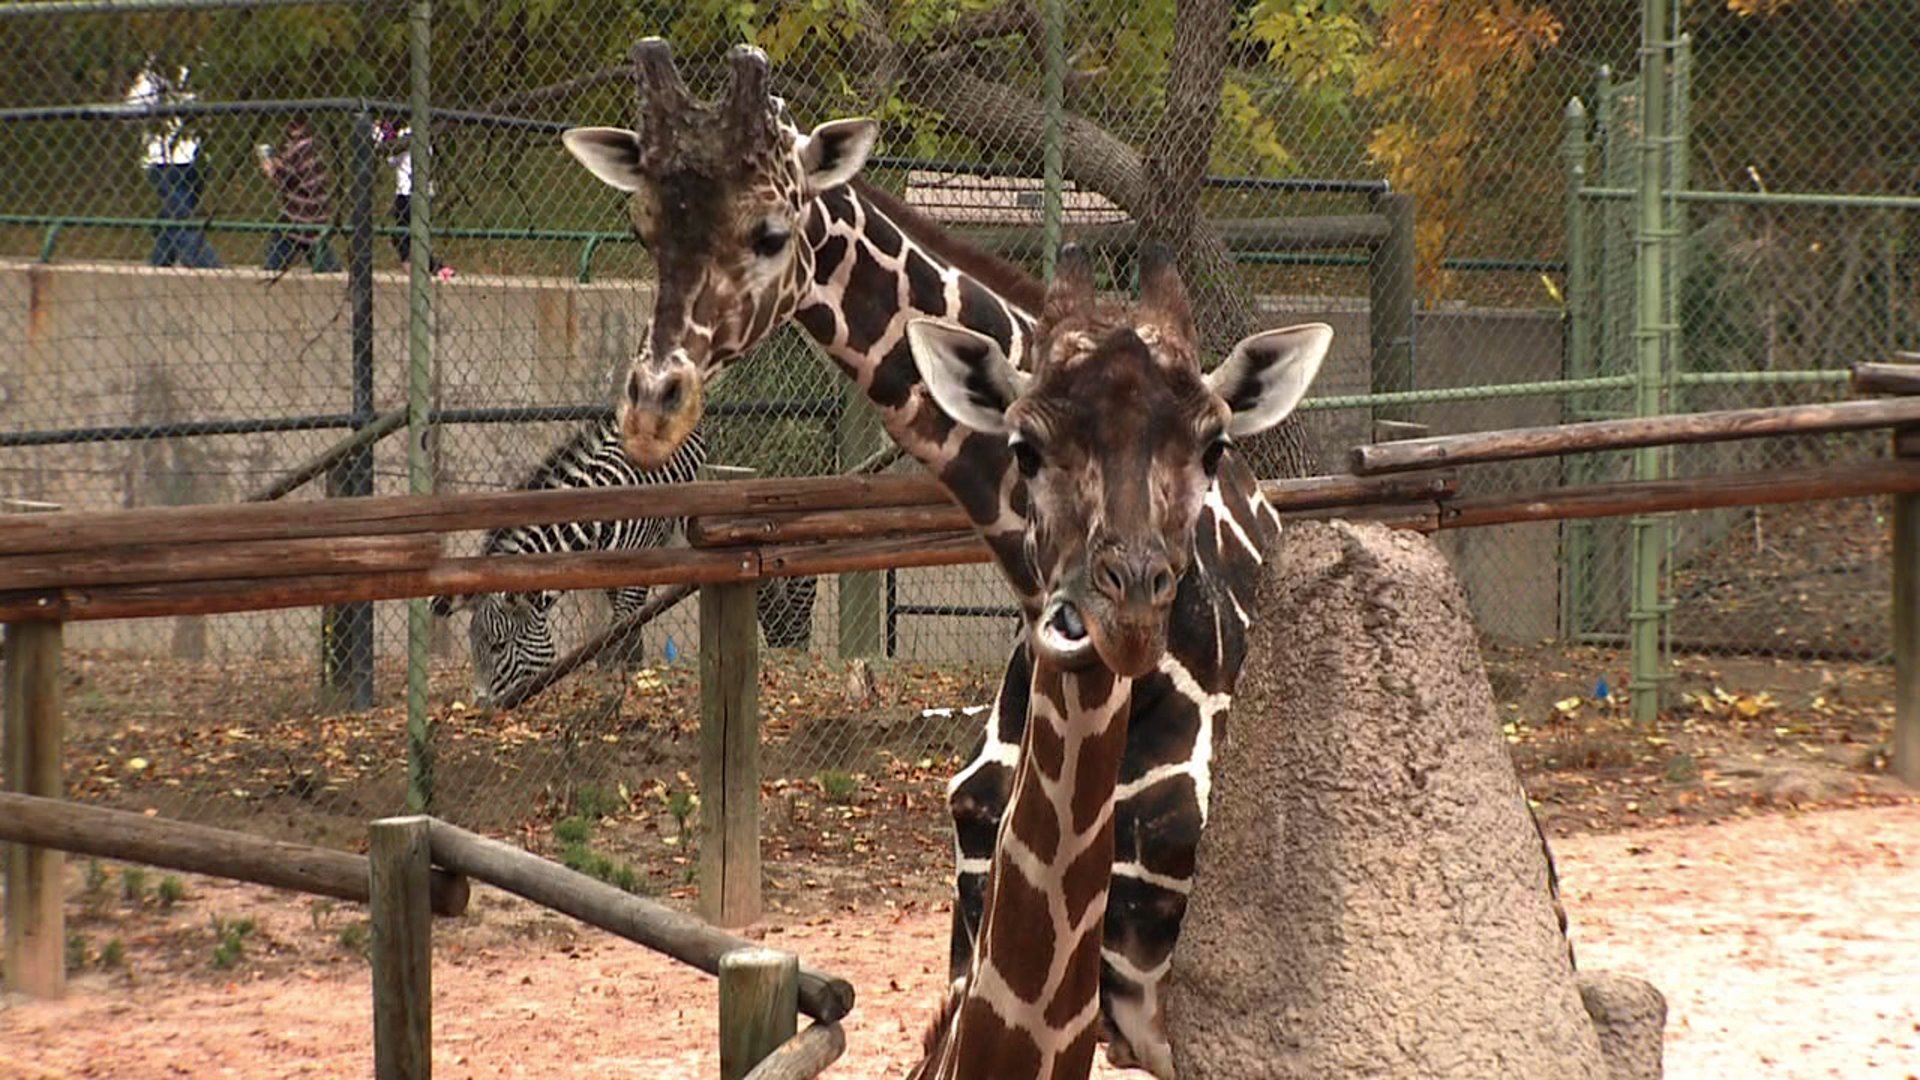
[1208, 322, 1332, 437]
[906, 318, 1030, 435]
[561, 127, 646, 193]
[798, 118, 878, 192]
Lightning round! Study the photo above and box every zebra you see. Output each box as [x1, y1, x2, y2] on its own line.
[433, 416, 705, 704]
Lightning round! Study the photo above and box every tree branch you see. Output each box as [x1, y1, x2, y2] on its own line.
[899, 28, 1320, 476]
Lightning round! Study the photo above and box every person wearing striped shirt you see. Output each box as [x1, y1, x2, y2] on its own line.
[259, 116, 341, 273]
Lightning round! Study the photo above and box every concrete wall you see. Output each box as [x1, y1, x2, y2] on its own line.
[0, 259, 1568, 669]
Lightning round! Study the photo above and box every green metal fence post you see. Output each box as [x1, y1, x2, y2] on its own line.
[1368, 192, 1417, 435]
[1560, 96, 1592, 642]
[1041, 0, 1064, 284]
[405, 0, 436, 813]
[320, 108, 380, 713]
[1629, 0, 1675, 725]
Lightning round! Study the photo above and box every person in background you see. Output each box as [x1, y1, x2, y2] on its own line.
[373, 119, 455, 280]
[258, 115, 341, 273]
[125, 58, 221, 269]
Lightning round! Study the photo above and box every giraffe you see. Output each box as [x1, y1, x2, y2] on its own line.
[560, 39, 1288, 1076]
[560, 39, 1567, 1077]
[902, 246, 1326, 1079]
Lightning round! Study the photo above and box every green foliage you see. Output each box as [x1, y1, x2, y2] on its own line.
[337, 920, 371, 956]
[157, 876, 187, 909]
[210, 915, 256, 969]
[552, 814, 593, 846]
[99, 938, 127, 970]
[817, 769, 860, 804]
[83, 858, 110, 900]
[554, 815, 647, 894]
[66, 931, 90, 970]
[573, 784, 624, 821]
[664, 788, 698, 836]
[121, 866, 148, 904]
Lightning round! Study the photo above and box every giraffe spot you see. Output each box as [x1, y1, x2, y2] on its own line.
[1026, 701, 1066, 784]
[958, 279, 1015, 356]
[864, 206, 904, 258]
[1008, 778, 1060, 866]
[1070, 709, 1129, 836]
[940, 434, 1017, 536]
[950, 996, 1044, 1078]
[1118, 676, 1203, 785]
[1105, 871, 1186, 972]
[812, 234, 848, 286]
[1060, 826, 1113, 929]
[905, 249, 947, 316]
[1045, 993, 1102, 1073]
[982, 862, 1055, 1006]
[865, 341, 919, 413]
[792, 302, 838, 348]
[1115, 771, 1202, 881]
[842, 251, 900, 356]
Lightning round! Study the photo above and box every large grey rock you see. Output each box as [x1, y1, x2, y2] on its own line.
[1166, 521, 1660, 1079]
[1580, 972, 1668, 1080]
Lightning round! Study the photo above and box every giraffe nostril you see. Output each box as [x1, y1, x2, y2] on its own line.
[1150, 567, 1175, 603]
[626, 370, 643, 406]
[660, 373, 685, 413]
[1093, 554, 1126, 602]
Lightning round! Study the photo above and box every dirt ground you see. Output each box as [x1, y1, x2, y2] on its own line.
[4, 802, 1917, 1079]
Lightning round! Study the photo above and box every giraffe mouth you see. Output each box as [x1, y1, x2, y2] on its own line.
[1035, 598, 1099, 670]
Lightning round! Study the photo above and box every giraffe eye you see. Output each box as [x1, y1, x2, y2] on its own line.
[1201, 436, 1232, 476]
[1010, 437, 1043, 479]
[750, 222, 790, 258]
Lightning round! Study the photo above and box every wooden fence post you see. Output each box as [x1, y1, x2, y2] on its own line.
[720, 946, 799, 1080]
[3, 619, 64, 998]
[370, 815, 433, 1080]
[699, 466, 763, 928]
[1894, 427, 1920, 788]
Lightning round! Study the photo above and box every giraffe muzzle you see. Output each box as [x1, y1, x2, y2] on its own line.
[617, 355, 704, 469]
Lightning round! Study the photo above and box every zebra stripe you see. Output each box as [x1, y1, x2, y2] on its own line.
[441, 417, 706, 703]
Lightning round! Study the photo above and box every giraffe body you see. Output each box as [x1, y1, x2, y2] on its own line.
[561, 41, 1308, 1075]
[903, 248, 1327, 1077]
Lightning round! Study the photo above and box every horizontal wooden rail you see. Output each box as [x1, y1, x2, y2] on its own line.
[1852, 360, 1920, 397]
[1439, 458, 1920, 529]
[0, 472, 953, 558]
[742, 1022, 847, 1080]
[690, 471, 1459, 549]
[0, 534, 438, 590]
[425, 819, 856, 1025]
[0, 533, 989, 624]
[1349, 396, 1920, 475]
[0, 791, 469, 916]
[3, 460, 1912, 622]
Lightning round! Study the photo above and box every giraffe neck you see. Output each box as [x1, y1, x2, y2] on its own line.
[917, 660, 1133, 1080]
[792, 183, 1044, 605]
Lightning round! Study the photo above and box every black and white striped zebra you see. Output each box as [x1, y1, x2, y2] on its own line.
[433, 416, 705, 704]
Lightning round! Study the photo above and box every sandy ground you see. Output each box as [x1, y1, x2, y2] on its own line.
[4, 804, 1918, 1079]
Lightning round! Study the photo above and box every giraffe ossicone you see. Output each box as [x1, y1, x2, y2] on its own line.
[904, 247, 1327, 1080]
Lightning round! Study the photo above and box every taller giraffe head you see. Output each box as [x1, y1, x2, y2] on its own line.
[562, 39, 878, 467]
[908, 247, 1330, 679]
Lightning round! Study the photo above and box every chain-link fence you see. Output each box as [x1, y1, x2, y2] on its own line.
[2, 0, 1913, 895]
